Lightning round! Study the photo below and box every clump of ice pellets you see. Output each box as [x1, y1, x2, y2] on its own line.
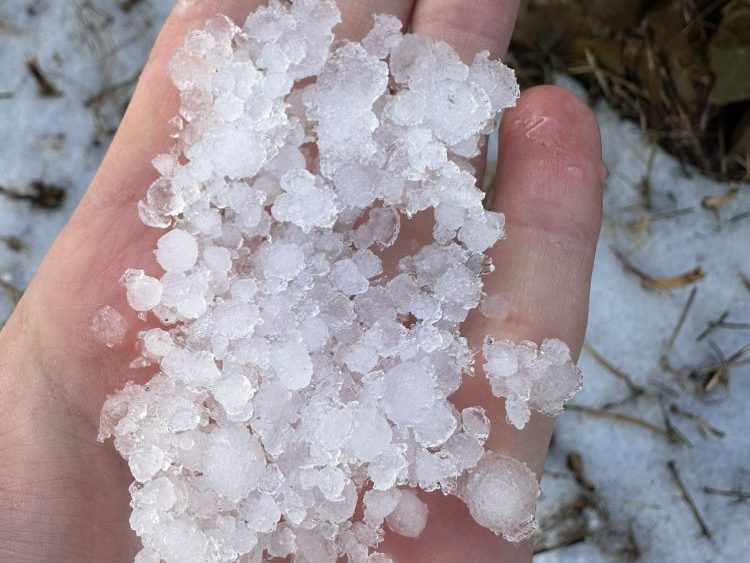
[483, 337, 583, 430]
[97, 2, 581, 561]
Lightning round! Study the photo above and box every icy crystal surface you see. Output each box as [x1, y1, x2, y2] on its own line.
[98, 2, 582, 561]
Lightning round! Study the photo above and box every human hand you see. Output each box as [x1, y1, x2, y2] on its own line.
[0, 1, 604, 561]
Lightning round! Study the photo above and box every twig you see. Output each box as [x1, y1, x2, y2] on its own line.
[533, 495, 589, 555]
[26, 57, 62, 97]
[119, 0, 144, 11]
[702, 186, 739, 219]
[0, 235, 23, 252]
[660, 287, 697, 383]
[85, 70, 141, 107]
[651, 207, 695, 221]
[660, 402, 692, 447]
[0, 181, 66, 209]
[697, 311, 750, 341]
[729, 209, 750, 224]
[567, 451, 600, 497]
[584, 342, 644, 396]
[667, 460, 712, 539]
[691, 341, 750, 393]
[614, 250, 704, 292]
[669, 405, 725, 438]
[703, 487, 750, 503]
[740, 271, 750, 292]
[568, 405, 679, 443]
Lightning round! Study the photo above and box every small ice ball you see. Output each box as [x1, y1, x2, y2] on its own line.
[385, 489, 428, 538]
[213, 373, 255, 417]
[123, 269, 163, 312]
[142, 328, 173, 358]
[350, 407, 392, 462]
[382, 362, 437, 425]
[153, 518, 208, 563]
[329, 259, 369, 296]
[464, 452, 539, 542]
[162, 348, 221, 388]
[270, 340, 313, 390]
[240, 492, 281, 533]
[483, 338, 519, 379]
[263, 242, 305, 281]
[458, 210, 505, 253]
[369, 445, 408, 491]
[203, 424, 266, 502]
[128, 443, 165, 483]
[461, 406, 491, 443]
[362, 13, 402, 59]
[363, 488, 401, 525]
[155, 229, 199, 273]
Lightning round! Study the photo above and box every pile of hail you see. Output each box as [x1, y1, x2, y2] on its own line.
[98, 1, 582, 561]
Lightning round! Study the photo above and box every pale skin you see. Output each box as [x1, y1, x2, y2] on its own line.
[0, 1, 605, 561]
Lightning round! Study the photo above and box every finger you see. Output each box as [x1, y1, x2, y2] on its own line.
[462, 84, 605, 473]
[409, 0, 520, 191]
[411, 0, 520, 61]
[382, 85, 604, 563]
[337, 0, 416, 40]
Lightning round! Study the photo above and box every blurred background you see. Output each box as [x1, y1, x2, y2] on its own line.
[0, 1, 748, 561]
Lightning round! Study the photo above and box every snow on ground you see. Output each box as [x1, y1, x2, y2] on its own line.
[1, 2, 748, 561]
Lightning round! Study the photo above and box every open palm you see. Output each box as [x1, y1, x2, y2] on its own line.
[0, 1, 604, 561]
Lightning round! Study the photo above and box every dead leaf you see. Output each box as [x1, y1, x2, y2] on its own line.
[702, 186, 739, 211]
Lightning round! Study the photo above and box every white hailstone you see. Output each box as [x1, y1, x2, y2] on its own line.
[350, 405, 392, 462]
[483, 337, 581, 429]
[129, 443, 165, 483]
[411, 399, 458, 448]
[362, 14, 402, 59]
[461, 406, 491, 443]
[203, 424, 266, 503]
[458, 209, 505, 253]
[156, 229, 199, 273]
[304, 401, 353, 450]
[212, 373, 255, 417]
[230, 278, 258, 302]
[240, 492, 281, 533]
[385, 489, 428, 538]
[269, 340, 313, 390]
[272, 169, 338, 232]
[443, 432, 484, 472]
[382, 362, 437, 425]
[162, 348, 221, 388]
[99, 3, 577, 560]
[152, 518, 209, 563]
[329, 259, 369, 295]
[463, 453, 539, 542]
[123, 269, 162, 312]
[203, 245, 232, 273]
[142, 328, 173, 358]
[369, 445, 408, 491]
[263, 242, 305, 281]
[363, 488, 401, 526]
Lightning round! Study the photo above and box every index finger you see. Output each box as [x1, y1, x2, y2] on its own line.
[410, 0, 520, 60]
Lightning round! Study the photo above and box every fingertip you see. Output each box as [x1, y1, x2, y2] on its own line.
[500, 84, 606, 188]
[494, 85, 605, 248]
